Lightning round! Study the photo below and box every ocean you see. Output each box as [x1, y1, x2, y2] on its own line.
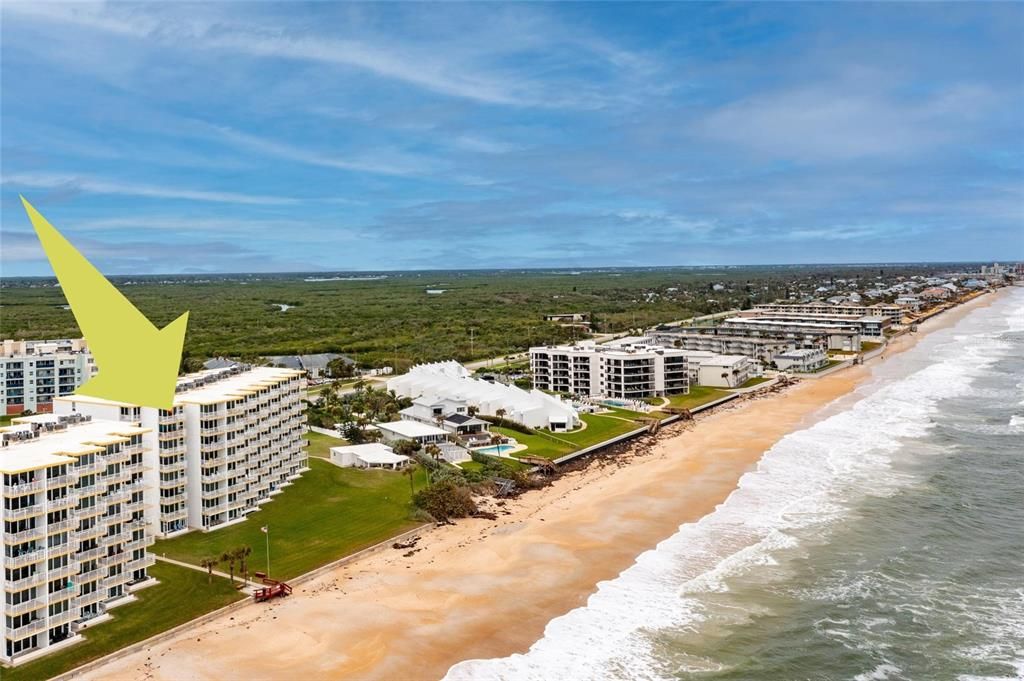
[446, 288, 1024, 681]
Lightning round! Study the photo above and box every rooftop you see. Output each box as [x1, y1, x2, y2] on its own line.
[376, 420, 449, 438]
[0, 414, 146, 474]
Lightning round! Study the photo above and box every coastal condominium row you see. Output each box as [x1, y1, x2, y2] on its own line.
[56, 365, 308, 536]
[0, 339, 96, 415]
[1, 366, 307, 664]
[530, 341, 689, 399]
[752, 302, 904, 324]
[1, 413, 155, 662]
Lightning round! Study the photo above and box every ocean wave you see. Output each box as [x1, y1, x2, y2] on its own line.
[444, 291, 1024, 681]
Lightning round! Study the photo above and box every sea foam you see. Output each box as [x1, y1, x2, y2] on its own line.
[444, 290, 1024, 681]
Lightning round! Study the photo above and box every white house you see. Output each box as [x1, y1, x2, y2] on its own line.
[696, 355, 753, 388]
[329, 443, 409, 470]
[376, 420, 449, 446]
[774, 348, 828, 372]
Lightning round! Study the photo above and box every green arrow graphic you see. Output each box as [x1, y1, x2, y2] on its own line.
[21, 197, 189, 410]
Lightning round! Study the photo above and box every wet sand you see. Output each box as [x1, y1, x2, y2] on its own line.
[84, 291, 1003, 681]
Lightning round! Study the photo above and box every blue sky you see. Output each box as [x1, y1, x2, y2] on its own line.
[1, 1, 1022, 275]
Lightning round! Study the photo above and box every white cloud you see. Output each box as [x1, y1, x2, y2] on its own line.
[2, 173, 300, 205]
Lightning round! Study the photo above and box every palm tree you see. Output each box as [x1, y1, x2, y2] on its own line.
[495, 408, 507, 428]
[220, 550, 237, 585]
[200, 556, 219, 585]
[467, 405, 479, 417]
[424, 443, 442, 465]
[402, 462, 418, 496]
[237, 545, 253, 585]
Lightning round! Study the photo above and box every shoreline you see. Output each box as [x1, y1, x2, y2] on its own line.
[81, 290, 1007, 681]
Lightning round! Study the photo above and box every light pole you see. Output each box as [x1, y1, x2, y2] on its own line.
[261, 525, 270, 577]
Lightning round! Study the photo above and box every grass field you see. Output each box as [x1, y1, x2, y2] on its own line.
[493, 426, 574, 460]
[2, 562, 243, 681]
[811, 359, 845, 372]
[154, 458, 423, 581]
[493, 412, 646, 461]
[666, 386, 733, 410]
[735, 376, 771, 389]
[304, 429, 348, 458]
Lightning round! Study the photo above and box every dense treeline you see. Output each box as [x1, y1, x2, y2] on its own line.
[0, 265, 948, 366]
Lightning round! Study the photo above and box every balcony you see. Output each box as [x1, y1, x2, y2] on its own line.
[4, 507, 45, 524]
[5, 571, 45, 591]
[6, 526, 45, 544]
[46, 519, 77, 534]
[124, 536, 155, 552]
[75, 590, 105, 608]
[125, 554, 156, 572]
[5, 618, 47, 639]
[6, 598, 45, 616]
[76, 546, 104, 562]
[161, 459, 187, 474]
[47, 494, 77, 511]
[76, 566, 104, 583]
[75, 524, 105, 541]
[3, 479, 45, 496]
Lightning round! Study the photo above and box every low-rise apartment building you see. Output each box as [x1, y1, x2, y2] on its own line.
[696, 355, 754, 389]
[715, 318, 863, 351]
[1, 340, 97, 416]
[773, 348, 828, 372]
[740, 313, 888, 339]
[651, 330, 795, 365]
[1, 413, 155, 663]
[54, 366, 308, 537]
[530, 341, 689, 399]
[753, 303, 904, 325]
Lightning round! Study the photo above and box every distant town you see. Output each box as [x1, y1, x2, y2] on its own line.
[0, 261, 1019, 674]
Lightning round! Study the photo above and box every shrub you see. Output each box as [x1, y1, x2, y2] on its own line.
[412, 479, 478, 521]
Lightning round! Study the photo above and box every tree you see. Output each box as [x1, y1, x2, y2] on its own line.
[467, 405, 479, 417]
[220, 550, 237, 585]
[326, 357, 355, 379]
[424, 443, 443, 465]
[412, 479, 478, 521]
[236, 545, 253, 585]
[402, 462, 418, 496]
[200, 556, 219, 585]
[495, 408, 507, 428]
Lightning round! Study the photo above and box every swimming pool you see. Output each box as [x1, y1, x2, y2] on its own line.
[475, 444, 514, 455]
[602, 399, 631, 407]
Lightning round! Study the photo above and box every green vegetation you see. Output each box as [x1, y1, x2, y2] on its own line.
[491, 412, 648, 461]
[666, 386, 733, 410]
[735, 376, 771, 389]
[3, 562, 242, 681]
[492, 426, 574, 460]
[860, 341, 883, 353]
[303, 429, 347, 459]
[155, 458, 424, 581]
[556, 413, 645, 448]
[811, 359, 845, 372]
[2, 266, 937, 368]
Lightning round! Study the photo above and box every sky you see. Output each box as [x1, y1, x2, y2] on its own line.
[1, 1, 1022, 276]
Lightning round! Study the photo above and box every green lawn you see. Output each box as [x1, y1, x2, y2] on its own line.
[3, 562, 243, 681]
[665, 386, 732, 410]
[492, 426, 574, 460]
[304, 429, 348, 458]
[493, 412, 645, 461]
[860, 341, 882, 353]
[154, 458, 423, 581]
[734, 376, 771, 389]
[555, 413, 645, 448]
[811, 359, 845, 372]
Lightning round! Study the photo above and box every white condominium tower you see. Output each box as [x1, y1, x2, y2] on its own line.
[55, 365, 308, 537]
[530, 340, 689, 399]
[0, 339, 97, 416]
[1, 413, 155, 663]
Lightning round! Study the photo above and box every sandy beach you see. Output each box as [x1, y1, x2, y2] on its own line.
[82, 291, 1004, 681]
